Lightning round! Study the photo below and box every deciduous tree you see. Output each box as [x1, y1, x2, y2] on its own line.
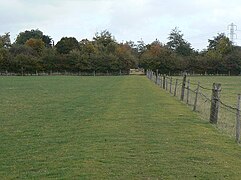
[0, 32, 11, 48]
[15, 29, 52, 47]
[55, 37, 79, 54]
[25, 38, 45, 55]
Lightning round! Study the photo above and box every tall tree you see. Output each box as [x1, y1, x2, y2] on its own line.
[15, 29, 43, 44]
[140, 40, 177, 73]
[55, 37, 79, 54]
[207, 33, 233, 55]
[93, 30, 115, 47]
[42, 35, 52, 48]
[167, 27, 193, 56]
[136, 39, 147, 54]
[15, 29, 52, 47]
[0, 32, 11, 48]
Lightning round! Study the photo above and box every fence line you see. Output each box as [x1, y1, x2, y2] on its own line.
[0, 70, 130, 76]
[146, 70, 241, 143]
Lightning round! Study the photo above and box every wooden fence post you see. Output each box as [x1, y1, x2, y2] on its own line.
[174, 79, 178, 96]
[186, 79, 190, 104]
[209, 83, 221, 124]
[181, 74, 187, 101]
[160, 75, 162, 87]
[169, 77, 172, 94]
[165, 77, 168, 91]
[163, 75, 166, 89]
[156, 74, 159, 85]
[155, 69, 158, 84]
[158, 74, 161, 85]
[236, 94, 241, 143]
[193, 82, 200, 111]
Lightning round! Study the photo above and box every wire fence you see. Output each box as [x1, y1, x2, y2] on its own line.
[146, 70, 241, 143]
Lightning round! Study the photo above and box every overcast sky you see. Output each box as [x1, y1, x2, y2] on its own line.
[1, 0, 241, 50]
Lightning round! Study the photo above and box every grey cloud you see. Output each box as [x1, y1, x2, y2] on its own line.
[1, 0, 241, 50]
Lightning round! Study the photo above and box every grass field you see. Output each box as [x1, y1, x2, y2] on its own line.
[1, 76, 241, 179]
[176, 76, 241, 137]
[185, 76, 241, 107]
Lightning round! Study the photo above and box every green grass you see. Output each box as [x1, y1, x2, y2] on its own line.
[1, 76, 241, 179]
[185, 76, 241, 106]
[175, 76, 241, 137]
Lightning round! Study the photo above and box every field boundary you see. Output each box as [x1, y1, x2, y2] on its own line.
[147, 70, 241, 143]
[0, 70, 130, 76]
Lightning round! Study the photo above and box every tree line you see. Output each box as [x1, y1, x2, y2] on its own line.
[0, 28, 241, 75]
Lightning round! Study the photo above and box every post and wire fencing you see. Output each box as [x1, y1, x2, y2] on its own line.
[146, 70, 241, 143]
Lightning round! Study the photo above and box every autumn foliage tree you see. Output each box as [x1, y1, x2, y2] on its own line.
[25, 38, 45, 55]
[140, 40, 178, 73]
[15, 29, 52, 47]
[1, 28, 241, 75]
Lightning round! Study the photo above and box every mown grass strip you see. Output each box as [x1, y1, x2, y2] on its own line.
[0, 76, 241, 179]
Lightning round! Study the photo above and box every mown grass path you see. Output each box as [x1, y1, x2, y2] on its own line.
[0, 76, 241, 179]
